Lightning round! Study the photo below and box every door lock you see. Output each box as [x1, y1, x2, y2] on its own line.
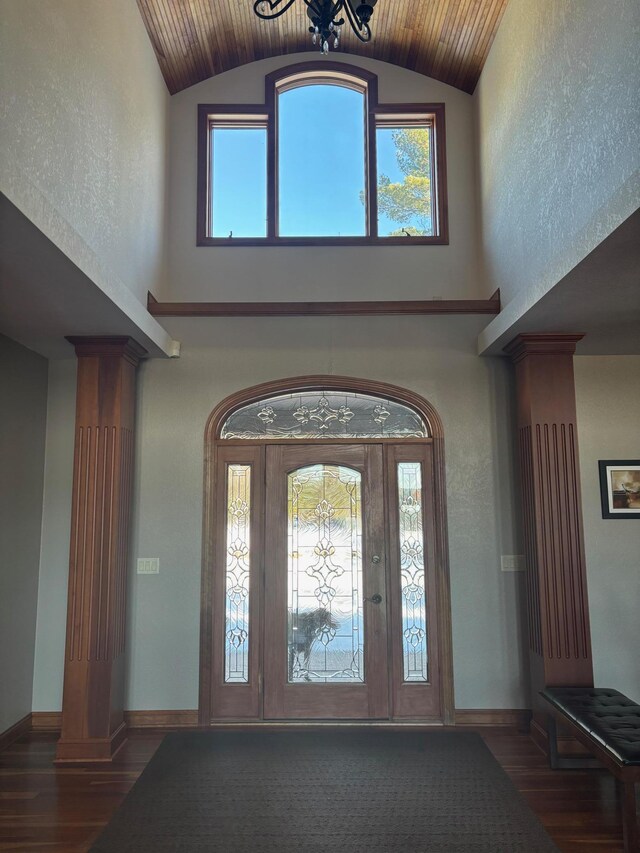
[371, 555, 381, 564]
[365, 593, 383, 604]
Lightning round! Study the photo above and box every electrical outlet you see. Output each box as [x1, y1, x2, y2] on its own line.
[501, 554, 525, 572]
[137, 557, 160, 575]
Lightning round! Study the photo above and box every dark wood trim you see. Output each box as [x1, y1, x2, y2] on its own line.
[147, 295, 499, 317]
[124, 710, 200, 729]
[0, 713, 32, 752]
[265, 61, 379, 95]
[196, 61, 449, 246]
[23, 709, 531, 734]
[196, 235, 449, 246]
[454, 709, 531, 729]
[31, 712, 63, 730]
[200, 376, 454, 727]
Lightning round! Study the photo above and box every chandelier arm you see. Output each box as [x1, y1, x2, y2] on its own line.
[342, 0, 373, 42]
[253, 0, 299, 21]
[301, 0, 323, 18]
[302, 0, 344, 22]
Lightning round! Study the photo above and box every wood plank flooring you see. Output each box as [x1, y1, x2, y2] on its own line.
[0, 728, 629, 852]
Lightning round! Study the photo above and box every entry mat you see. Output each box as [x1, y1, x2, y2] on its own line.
[90, 729, 560, 852]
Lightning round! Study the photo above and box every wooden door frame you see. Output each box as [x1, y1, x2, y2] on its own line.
[199, 375, 455, 725]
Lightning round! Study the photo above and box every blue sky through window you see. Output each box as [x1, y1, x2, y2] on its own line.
[209, 85, 426, 238]
[211, 127, 267, 238]
[278, 85, 366, 237]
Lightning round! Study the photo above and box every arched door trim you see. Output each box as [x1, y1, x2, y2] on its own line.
[199, 376, 454, 724]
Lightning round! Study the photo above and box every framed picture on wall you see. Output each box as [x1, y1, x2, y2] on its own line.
[598, 460, 640, 519]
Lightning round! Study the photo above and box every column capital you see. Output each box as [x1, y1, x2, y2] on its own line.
[504, 333, 584, 363]
[65, 336, 147, 366]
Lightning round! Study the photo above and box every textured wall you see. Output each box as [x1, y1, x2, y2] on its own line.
[0, 0, 169, 305]
[31, 359, 77, 712]
[167, 54, 481, 302]
[0, 335, 48, 732]
[575, 356, 640, 700]
[475, 0, 640, 311]
[32, 316, 528, 712]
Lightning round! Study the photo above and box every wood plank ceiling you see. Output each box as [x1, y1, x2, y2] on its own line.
[136, 0, 509, 95]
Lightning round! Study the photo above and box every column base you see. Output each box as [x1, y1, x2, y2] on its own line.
[55, 721, 127, 764]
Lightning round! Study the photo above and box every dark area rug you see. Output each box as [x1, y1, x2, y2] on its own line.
[90, 730, 559, 852]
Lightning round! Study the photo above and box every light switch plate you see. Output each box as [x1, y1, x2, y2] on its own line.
[501, 554, 525, 572]
[137, 557, 160, 575]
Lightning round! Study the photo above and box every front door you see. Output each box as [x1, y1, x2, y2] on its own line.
[209, 434, 444, 723]
[263, 445, 389, 719]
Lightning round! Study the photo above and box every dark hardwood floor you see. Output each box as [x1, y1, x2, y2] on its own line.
[0, 727, 628, 852]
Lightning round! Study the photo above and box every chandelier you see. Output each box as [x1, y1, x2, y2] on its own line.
[253, 1, 378, 55]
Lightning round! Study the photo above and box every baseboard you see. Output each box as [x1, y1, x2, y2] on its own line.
[0, 713, 32, 752]
[18, 708, 531, 741]
[31, 711, 62, 730]
[454, 709, 531, 730]
[125, 710, 199, 729]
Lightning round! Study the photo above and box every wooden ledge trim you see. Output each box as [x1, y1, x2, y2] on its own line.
[504, 333, 585, 363]
[147, 293, 501, 318]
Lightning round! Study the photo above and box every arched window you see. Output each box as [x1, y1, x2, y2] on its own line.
[220, 389, 430, 439]
[197, 62, 448, 246]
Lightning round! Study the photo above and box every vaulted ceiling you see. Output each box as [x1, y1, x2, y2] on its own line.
[136, 0, 509, 95]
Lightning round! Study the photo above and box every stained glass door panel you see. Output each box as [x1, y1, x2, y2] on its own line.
[287, 465, 364, 684]
[263, 445, 389, 719]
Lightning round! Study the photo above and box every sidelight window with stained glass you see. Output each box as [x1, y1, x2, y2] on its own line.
[398, 462, 428, 682]
[224, 464, 252, 683]
[287, 465, 364, 683]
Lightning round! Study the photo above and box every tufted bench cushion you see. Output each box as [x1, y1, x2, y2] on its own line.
[541, 687, 640, 766]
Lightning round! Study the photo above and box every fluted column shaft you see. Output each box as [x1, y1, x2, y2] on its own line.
[505, 334, 593, 728]
[56, 337, 145, 763]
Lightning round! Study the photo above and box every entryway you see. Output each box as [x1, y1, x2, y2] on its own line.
[199, 377, 453, 724]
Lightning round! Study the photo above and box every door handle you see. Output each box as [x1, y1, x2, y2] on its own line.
[365, 593, 383, 604]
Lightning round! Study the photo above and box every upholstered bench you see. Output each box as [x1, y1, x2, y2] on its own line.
[541, 687, 640, 853]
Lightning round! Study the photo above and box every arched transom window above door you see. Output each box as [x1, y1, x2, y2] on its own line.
[220, 390, 430, 440]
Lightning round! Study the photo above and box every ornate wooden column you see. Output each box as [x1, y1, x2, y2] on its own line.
[504, 334, 593, 746]
[56, 337, 146, 763]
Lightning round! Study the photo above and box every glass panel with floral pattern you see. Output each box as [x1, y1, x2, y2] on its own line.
[224, 464, 251, 683]
[221, 391, 428, 439]
[398, 461, 428, 682]
[288, 465, 364, 683]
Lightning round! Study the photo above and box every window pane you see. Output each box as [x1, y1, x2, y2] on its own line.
[221, 391, 429, 439]
[278, 85, 366, 236]
[376, 126, 433, 237]
[398, 462, 428, 682]
[211, 127, 267, 237]
[224, 464, 251, 683]
[288, 465, 364, 683]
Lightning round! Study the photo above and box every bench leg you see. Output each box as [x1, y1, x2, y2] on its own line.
[546, 714, 600, 770]
[620, 780, 639, 853]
